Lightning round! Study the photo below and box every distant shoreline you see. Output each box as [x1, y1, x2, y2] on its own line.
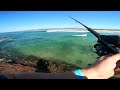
[94, 30, 120, 33]
[1, 28, 120, 33]
[35, 28, 120, 33]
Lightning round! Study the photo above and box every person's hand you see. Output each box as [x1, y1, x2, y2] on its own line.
[81, 53, 120, 79]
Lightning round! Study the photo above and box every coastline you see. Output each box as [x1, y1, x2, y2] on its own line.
[95, 30, 120, 33]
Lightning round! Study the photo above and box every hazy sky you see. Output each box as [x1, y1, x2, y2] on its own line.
[0, 11, 120, 32]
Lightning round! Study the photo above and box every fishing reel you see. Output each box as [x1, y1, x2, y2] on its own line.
[93, 43, 109, 56]
[92, 35, 120, 57]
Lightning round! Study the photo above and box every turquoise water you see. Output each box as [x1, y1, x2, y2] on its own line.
[0, 30, 119, 68]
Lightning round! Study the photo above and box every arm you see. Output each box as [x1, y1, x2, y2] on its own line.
[81, 53, 120, 79]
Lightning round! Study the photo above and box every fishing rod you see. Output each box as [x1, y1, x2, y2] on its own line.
[69, 16, 120, 57]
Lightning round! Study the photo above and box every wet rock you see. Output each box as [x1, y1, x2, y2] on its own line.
[6, 60, 12, 63]
[0, 59, 6, 62]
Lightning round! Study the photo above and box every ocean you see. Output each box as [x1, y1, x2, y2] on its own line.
[0, 30, 120, 68]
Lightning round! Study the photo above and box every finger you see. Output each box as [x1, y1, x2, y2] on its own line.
[97, 55, 112, 61]
[97, 56, 107, 61]
[115, 60, 120, 69]
[107, 53, 120, 63]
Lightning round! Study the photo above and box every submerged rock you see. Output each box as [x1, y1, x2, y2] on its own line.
[0, 36, 16, 39]
[0, 59, 6, 62]
[6, 60, 12, 63]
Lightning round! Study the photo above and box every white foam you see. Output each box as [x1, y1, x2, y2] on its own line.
[0, 39, 4, 42]
[46, 30, 89, 32]
[72, 34, 87, 37]
[0, 40, 3, 42]
[0, 38, 6, 42]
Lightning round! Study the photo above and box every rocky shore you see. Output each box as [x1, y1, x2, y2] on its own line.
[0, 57, 120, 79]
[0, 58, 78, 74]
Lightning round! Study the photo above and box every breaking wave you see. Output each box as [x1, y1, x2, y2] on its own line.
[72, 34, 87, 37]
[46, 30, 89, 33]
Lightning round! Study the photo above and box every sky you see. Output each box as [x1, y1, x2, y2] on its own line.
[0, 11, 120, 32]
